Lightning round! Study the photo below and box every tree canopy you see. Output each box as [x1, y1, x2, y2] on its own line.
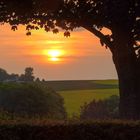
[0, 83, 66, 119]
[19, 67, 35, 82]
[0, 0, 140, 51]
[0, 67, 39, 82]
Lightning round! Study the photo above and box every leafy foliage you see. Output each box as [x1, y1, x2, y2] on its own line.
[0, 83, 66, 119]
[80, 95, 119, 120]
[0, 0, 140, 50]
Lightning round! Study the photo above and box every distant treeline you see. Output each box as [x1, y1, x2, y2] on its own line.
[0, 67, 45, 82]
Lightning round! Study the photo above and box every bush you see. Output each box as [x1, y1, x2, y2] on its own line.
[0, 83, 66, 119]
[80, 95, 119, 120]
[0, 121, 140, 140]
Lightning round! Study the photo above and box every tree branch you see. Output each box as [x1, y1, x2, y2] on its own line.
[82, 24, 114, 51]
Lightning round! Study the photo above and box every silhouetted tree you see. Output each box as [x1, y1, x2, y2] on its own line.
[42, 79, 46, 82]
[9, 73, 19, 81]
[1, 0, 140, 119]
[0, 68, 9, 81]
[0, 68, 20, 81]
[19, 67, 35, 82]
[35, 77, 41, 82]
[0, 83, 67, 119]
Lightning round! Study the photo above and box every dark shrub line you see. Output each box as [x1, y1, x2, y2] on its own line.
[0, 122, 140, 140]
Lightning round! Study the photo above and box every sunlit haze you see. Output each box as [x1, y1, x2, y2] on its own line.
[0, 24, 117, 80]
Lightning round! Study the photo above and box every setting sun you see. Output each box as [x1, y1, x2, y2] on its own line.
[43, 49, 65, 62]
[48, 50, 62, 57]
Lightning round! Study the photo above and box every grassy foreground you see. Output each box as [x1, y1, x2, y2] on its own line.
[0, 120, 140, 140]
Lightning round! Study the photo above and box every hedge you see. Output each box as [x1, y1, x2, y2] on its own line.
[0, 121, 140, 140]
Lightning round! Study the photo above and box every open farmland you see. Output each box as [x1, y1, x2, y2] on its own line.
[45, 80, 118, 91]
[46, 80, 119, 118]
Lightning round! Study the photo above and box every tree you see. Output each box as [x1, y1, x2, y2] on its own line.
[42, 79, 46, 82]
[19, 67, 35, 82]
[0, 68, 19, 81]
[0, 68, 9, 81]
[0, 83, 66, 119]
[35, 77, 41, 82]
[0, 0, 140, 119]
[9, 73, 19, 81]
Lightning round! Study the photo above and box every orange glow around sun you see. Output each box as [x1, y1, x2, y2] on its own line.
[0, 24, 111, 66]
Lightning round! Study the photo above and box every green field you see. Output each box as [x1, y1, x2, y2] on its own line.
[93, 80, 119, 85]
[60, 89, 119, 117]
[46, 80, 119, 118]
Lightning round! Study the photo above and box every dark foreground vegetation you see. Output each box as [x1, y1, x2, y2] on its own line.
[0, 83, 66, 120]
[0, 121, 140, 140]
[80, 95, 119, 120]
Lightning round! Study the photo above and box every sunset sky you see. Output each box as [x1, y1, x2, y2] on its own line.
[0, 24, 117, 80]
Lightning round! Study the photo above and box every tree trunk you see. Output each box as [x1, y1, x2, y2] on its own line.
[136, 58, 140, 118]
[112, 28, 140, 119]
